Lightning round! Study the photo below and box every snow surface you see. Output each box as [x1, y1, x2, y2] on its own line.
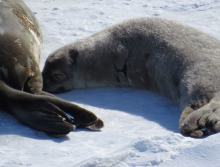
[1, 0, 220, 166]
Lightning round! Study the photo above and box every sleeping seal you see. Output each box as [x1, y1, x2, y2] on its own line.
[0, 0, 103, 137]
[42, 18, 220, 138]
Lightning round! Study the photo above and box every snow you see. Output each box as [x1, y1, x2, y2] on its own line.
[1, 0, 220, 166]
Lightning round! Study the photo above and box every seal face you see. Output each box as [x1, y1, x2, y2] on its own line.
[0, 0, 103, 137]
[43, 18, 220, 137]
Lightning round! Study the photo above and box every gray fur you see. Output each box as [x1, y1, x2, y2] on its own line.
[0, 0, 103, 137]
[43, 18, 220, 137]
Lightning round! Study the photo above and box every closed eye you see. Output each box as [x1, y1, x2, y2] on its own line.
[52, 71, 66, 80]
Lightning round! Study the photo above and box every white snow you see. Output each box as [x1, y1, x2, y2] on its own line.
[1, 0, 220, 166]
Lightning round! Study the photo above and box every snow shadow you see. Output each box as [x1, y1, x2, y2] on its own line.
[57, 88, 181, 133]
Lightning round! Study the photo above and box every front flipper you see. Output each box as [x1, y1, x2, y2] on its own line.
[11, 100, 76, 137]
[66, 112, 104, 131]
[26, 90, 104, 132]
[81, 119, 104, 131]
[179, 101, 220, 137]
[0, 81, 104, 137]
[48, 98, 104, 131]
[39, 90, 104, 130]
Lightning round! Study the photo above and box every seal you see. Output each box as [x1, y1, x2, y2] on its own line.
[42, 18, 220, 138]
[0, 0, 103, 137]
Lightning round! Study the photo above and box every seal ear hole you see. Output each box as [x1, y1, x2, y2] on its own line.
[69, 49, 79, 66]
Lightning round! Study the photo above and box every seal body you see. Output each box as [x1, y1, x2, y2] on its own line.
[43, 18, 220, 137]
[0, 0, 103, 137]
[0, 0, 43, 93]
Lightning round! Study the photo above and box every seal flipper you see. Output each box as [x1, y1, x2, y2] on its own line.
[65, 112, 104, 131]
[36, 91, 104, 131]
[0, 81, 104, 136]
[78, 119, 104, 131]
[0, 81, 75, 137]
[50, 99, 104, 130]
